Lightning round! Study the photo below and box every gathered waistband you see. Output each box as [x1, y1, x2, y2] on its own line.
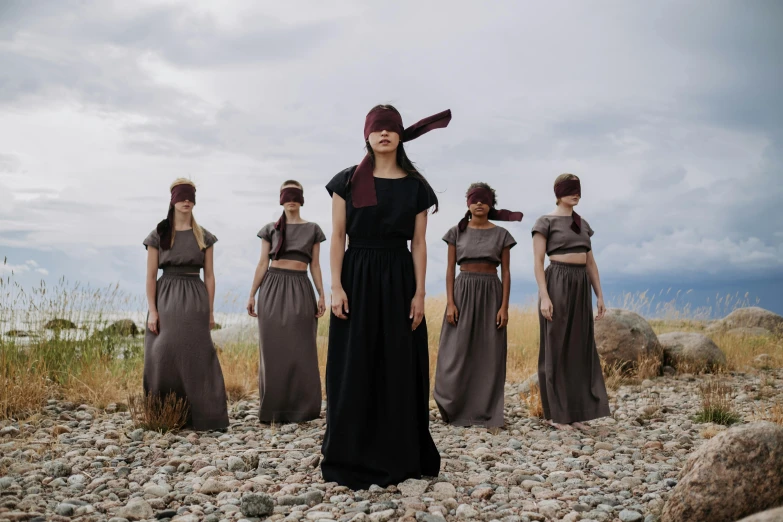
[547, 260, 587, 271]
[348, 238, 408, 250]
[268, 267, 308, 276]
[162, 265, 201, 275]
[457, 271, 500, 279]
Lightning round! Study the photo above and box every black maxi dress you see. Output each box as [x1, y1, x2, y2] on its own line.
[321, 166, 441, 490]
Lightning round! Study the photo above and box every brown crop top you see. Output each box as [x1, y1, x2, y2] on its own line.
[442, 225, 517, 266]
[531, 215, 594, 256]
[257, 222, 326, 264]
[143, 227, 218, 268]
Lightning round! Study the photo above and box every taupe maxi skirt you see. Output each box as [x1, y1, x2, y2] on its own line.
[434, 272, 507, 427]
[144, 272, 229, 431]
[257, 267, 321, 423]
[538, 261, 610, 424]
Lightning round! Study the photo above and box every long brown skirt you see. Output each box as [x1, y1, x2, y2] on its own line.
[144, 273, 229, 431]
[257, 267, 321, 423]
[538, 261, 610, 424]
[434, 272, 507, 427]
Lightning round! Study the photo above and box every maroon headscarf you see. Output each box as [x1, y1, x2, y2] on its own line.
[350, 107, 452, 208]
[271, 187, 305, 259]
[458, 186, 523, 232]
[156, 184, 196, 250]
[554, 178, 582, 234]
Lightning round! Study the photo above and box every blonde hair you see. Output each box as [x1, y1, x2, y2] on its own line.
[555, 173, 579, 205]
[169, 178, 207, 250]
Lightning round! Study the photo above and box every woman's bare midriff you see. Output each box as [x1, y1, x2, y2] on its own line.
[549, 253, 587, 265]
[460, 263, 497, 274]
[271, 259, 308, 271]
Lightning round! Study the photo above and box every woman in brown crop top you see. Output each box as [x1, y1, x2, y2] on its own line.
[531, 173, 610, 431]
[246, 180, 327, 423]
[434, 182, 520, 433]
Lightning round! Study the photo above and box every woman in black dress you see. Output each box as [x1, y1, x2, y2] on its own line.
[321, 104, 450, 490]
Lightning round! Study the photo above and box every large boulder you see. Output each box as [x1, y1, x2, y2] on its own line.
[594, 309, 662, 367]
[735, 506, 783, 522]
[713, 307, 783, 334]
[210, 322, 258, 346]
[726, 327, 774, 338]
[662, 422, 783, 522]
[101, 319, 139, 337]
[658, 332, 726, 371]
[44, 318, 77, 330]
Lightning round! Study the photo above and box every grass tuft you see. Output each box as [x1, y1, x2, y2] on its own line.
[693, 380, 741, 426]
[127, 392, 190, 433]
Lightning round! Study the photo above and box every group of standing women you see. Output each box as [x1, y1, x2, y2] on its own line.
[142, 104, 611, 491]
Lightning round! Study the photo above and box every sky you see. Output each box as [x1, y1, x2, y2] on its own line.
[1, 0, 782, 316]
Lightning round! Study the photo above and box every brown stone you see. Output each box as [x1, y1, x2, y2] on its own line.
[594, 309, 662, 367]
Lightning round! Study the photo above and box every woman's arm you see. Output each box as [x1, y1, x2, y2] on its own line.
[330, 194, 349, 319]
[246, 239, 271, 317]
[146, 247, 160, 334]
[586, 250, 606, 320]
[310, 242, 326, 318]
[410, 210, 428, 331]
[497, 246, 511, 329]
[445, 244, 458, 326]
[204, 246, 216, 329]
[533, 233, 553, 321]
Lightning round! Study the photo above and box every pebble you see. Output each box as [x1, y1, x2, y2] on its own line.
[619, 510, 644, 522]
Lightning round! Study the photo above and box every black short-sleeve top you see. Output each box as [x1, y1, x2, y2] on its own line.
[143, 227, 218, 268]
[325, 166, 438, 240]
[257, 222, 326, 264]
[531, 215, 593, 256]
[442, 225, 517, 266]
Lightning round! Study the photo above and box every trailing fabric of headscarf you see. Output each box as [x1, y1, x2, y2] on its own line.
[350, 107, 452, 208]
[272, 187, 305, 259]
[157, 184, 196, 251]
[554, 179, 582, 234]
[457, 187, 523, 232]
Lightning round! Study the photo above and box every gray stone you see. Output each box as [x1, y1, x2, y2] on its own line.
[399, 478, 429, 497]
[240, 493, 273, 517]
[594, 309, 662, 367]
[44, 460, 72, 478]
[227, 456, 246, 472]
[619, 510, 643, 522]
[56, 503, 76, 516]
[116, 498, 154, 521]
[659, 332, 726, 371]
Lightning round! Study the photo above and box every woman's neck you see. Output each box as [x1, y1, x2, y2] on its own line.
[468, 214, 492, 228]
[552, 203, 574, 216]
[373, 150, 404, 179]
[285, 209, 304, 223]
[173, 210, 192, 230]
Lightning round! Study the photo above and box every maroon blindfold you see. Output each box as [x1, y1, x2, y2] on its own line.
[554, 179, 582, 234]
[272, 188, 305, 259]
[351, 107, 452, 208]
[458, 187, 523, 232]
[157, 184, 197, 251]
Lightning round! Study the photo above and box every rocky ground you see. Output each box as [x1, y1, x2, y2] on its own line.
[0, 369, 781, 522]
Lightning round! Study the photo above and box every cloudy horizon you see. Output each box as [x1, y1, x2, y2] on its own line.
[2, 0, 782, 315]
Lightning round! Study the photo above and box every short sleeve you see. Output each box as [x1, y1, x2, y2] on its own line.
[442, 226, 458, 245]
[257, 223, 274, 243]
[503, 230, 517, 250]
[584, 219, 594, 237]
[143, 229, 160, 250]
[531, 216, 549, 238]
[313, 224, 327, 243]
[202, 227, 218, 248]
[326, 167, 355, 199]
[416, 180, 438, 214]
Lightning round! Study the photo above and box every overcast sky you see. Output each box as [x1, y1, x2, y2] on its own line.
[1, 0, 781, 310]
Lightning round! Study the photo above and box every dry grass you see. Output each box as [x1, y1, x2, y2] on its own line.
[61, 360, 142, 409]
[218, 344, 257, 403]
[694, 379, 741, 425]
[127, 392, 190, 433]
[0, 360, 50, 419]
[524, 382, 544, 418]
[753, 401, 783, 426]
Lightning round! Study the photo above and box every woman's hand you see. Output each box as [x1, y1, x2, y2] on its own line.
[247, 296, 257, 317]
[446, 302, 459, 326]
[540, 296, 553, 321]
[209, 312, 216, 330]
[316, 295, 326, 318]
[595, 297, 606, 320]
[147, 311, 159, 335]
[410, 293, 425, 331]
[331, 287, 349, 319]
[496, 306, 509, 329]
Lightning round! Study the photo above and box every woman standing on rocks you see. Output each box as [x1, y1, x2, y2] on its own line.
[321, 104, 449, 489]
[246, 180, 327, 423]
[532, 173, 610, 431]
[434, 182, 521, 432]
[144, 178, 229, 431]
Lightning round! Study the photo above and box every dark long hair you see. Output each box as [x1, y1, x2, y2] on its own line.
[364, 104, 439, 213]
